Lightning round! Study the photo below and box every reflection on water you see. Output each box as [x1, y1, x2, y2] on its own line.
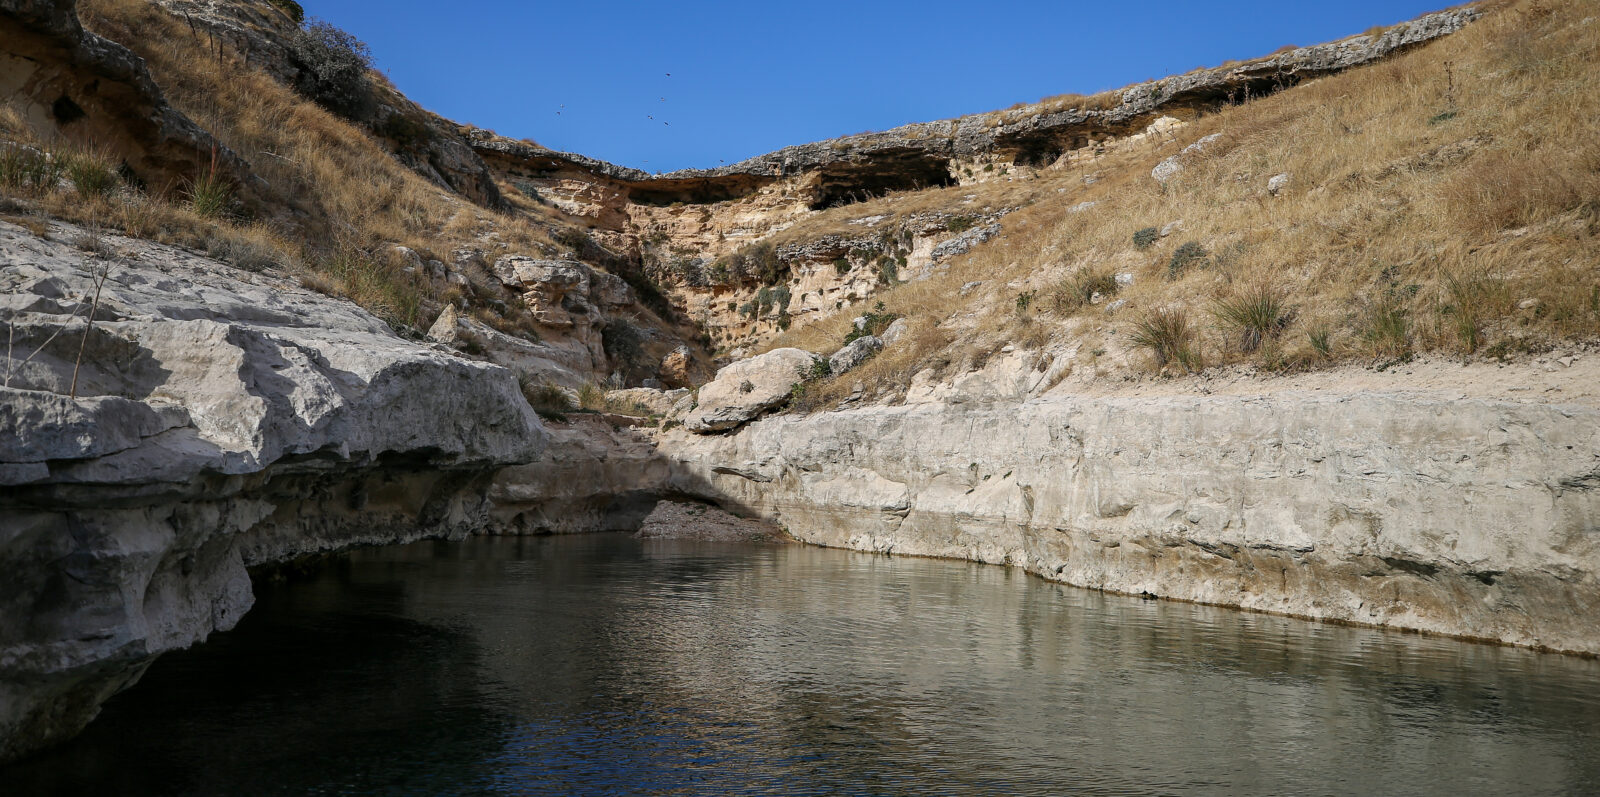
[5, 534, 1599, 796]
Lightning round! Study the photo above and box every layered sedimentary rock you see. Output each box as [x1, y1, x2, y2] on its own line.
[662, 387, 1600, 654]
[0, 220, 544, 763]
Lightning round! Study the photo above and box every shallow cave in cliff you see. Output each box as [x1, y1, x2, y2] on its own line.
[808, 155, 957, 210]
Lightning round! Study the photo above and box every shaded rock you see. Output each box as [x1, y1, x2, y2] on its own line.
[660, 344, 693, 389]
[634, 500, 788, 542]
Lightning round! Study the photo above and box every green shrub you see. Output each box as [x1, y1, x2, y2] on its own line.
[1130, 308, 1203, 372]
[1133, 227, 1159, 249]
[1307, 325, 1333, 358]
[186, 158, 233, 219]
[1167, 241, 1207, 278]
[289, 19, 374, 119]
[947, 215, 975, 233]
[602, 317, 645, 374]
[1211, 286, 1293, 353]
[833, 257, 851, 275]
[844, 302, 898, 345]
[876, 258, 899, 286]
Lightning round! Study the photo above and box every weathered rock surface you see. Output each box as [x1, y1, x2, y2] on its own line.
[0, 220, 544, 763]
[634, 500, 788, 543]
[828, 335, 882, 375]
[662, 387, 1600, 655]
[605, 387, 684, 416]
[683, 348, 817, 433]
[486, 416, 665, 534]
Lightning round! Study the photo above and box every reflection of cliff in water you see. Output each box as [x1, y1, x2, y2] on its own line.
[3, 549, 516, 796]
[8, 534, 1600, 796]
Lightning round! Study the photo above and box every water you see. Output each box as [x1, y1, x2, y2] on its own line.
[5, 534, 1600, 796]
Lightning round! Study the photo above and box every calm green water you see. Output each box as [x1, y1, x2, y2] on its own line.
[5, 534, 1600, 796]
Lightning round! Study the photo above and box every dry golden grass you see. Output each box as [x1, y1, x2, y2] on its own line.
[13, 0, 567, 329]
[765, 0, 1600, 402]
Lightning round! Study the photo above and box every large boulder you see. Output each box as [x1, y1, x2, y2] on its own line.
[684, 348, 818, 433]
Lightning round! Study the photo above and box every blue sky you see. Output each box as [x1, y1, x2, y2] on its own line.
[307, 1, 1451, 173]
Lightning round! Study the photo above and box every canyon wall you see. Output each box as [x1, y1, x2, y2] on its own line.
[662, 386, 1600, 654]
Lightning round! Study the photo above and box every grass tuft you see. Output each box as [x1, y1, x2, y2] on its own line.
[1130, 308, 1203, 372]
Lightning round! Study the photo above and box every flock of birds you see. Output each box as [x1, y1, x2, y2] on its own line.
[550, 73, 728, 166]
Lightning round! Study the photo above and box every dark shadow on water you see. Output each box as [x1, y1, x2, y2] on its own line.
[5, 534, 1600, 796]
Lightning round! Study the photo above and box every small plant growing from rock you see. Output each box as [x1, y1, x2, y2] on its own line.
[1133, 227, 1160, 249]
[1167, 241, 1207, 279]
[186, 149, 232, 219]
[833, 257, 851, 275]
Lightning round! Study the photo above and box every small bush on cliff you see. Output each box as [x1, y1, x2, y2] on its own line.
[602, 317, 645, 376]
[289, 19, 374, 120]
[1167, 241, 1208, 279]
[267, 0, 305, 24]
[1133, 227, 1160, 249]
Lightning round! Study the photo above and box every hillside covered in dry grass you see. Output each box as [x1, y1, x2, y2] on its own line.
[758, 0, 1598, 408]
[2, 0, 1594, 409]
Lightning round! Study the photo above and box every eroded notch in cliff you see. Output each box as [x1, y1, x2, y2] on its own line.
[808, 149, 957, 210]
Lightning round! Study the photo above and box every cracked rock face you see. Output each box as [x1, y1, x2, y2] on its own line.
[0, 220, 544, 763]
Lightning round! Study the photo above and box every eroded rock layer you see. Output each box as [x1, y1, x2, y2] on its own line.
[663, 390, 1600, 654]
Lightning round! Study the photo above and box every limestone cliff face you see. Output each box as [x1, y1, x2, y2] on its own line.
[0, 220, 544, 763]
[469, 7, 1479, 353]
[660, 386, 1600, 655]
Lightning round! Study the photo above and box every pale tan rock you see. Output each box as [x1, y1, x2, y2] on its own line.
[661, 384, 1600, 655]
[684, 348, 817, 433]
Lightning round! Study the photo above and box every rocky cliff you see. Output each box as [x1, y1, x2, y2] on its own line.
[661, 366, 1600, 654]
[0, 219, 544, 763]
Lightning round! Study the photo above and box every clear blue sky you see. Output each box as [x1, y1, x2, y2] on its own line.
[306, 1, 1451, 173]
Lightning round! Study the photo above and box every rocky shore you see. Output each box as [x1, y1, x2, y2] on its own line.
[0, 220, 543, 762]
